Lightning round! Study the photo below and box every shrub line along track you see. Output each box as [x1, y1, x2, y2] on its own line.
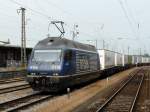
[0, 77, 25, 84]
[94, 69, 144, 112]
[0, 91, 53, 112]
[0, 84, 30, 94]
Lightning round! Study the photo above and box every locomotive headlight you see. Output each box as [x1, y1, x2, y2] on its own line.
[53, 73, 59, 76]
[30, 66, 38, 70]
[31, 73, 36, 75]
[55, 73, 59, 76]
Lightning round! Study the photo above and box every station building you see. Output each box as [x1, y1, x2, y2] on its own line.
[0, 44, 32, 67]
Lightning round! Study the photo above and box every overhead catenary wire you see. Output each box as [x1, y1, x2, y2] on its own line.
[9, 0, 55, 20]
[44, 0, 73, 16]
[8, 0, 75, 30]
[33, 0, 48, 15]
[8, 0, 104, 40]
[124, 0, 140, 39]
[117, 0, 138, 39]
[124, 0, 138, 26]
[119, 0, 143, 53]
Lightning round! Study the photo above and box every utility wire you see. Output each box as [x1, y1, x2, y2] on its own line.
[9, 0, 54, 20]
[44, 0, 72, 16]
[8, 0, 103, 41]
[124, 0, 140, 39]
[117, 0, 137, 38]
[124, 0, 137, 26]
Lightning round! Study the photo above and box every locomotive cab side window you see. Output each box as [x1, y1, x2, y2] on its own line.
[64, 50, 72, 61]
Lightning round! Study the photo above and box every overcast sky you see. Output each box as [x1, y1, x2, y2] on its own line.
[0, 0, 150, 55]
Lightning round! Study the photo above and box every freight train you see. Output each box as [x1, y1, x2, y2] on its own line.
[27, 37, 150, 92]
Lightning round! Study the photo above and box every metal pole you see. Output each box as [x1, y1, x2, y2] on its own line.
[72, 24, 78, 40]
[20, 7, 26, 67]
[103, 40, 105, 49]
[95, 39, 97, 49]
[127, 46, 130, 63]
[139, 48, 141, 56]
[128, 46, 130, 55]
[72, 24, 75, 40]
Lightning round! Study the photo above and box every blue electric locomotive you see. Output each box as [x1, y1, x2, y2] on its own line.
[27, 37, 100, 92]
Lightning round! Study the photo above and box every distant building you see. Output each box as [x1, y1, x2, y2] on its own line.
[0, 44, 32, 67]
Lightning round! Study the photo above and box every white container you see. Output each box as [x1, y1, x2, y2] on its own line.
[132, 55, 143, 64]
[137, 56, 142, 63]
[142, 57, 149, 63]
[148, 57, 150, 63]
[142, 57, 146, 63]
[132, 55, 135, 64]
[115, 52, 123, 66]
[98, 49, 115, 70]
[132, 55, 138, 64]
[122, 54, 128, 66]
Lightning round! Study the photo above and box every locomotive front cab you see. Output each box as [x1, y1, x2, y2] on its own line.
[28, 49, 63, 75]
[27, 49, 75, 92]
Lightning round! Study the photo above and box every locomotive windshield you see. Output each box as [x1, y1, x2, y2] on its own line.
[32, 50, 62, 62]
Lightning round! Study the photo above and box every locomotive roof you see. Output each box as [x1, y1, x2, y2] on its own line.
[34, 37, 97, 52]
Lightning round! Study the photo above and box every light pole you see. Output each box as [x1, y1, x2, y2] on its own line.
[116, 37, 133, 54]
[102, 40, 105, 49]
[72, 24, 79, 40]
[128, 46, 130, 55]
[17, 7, 27, 67]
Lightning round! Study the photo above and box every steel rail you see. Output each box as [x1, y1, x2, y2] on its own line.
[7, 95, 53, 112]
[0, 77, 25, 84]
[0, 77, 24, 81]
[0, 91, 53, 112]
[129, 73, 144, 112]
[0, 92, 41, 111]
[0, 84, 30, 94]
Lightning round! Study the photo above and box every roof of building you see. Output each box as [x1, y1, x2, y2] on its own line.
[0, 44, 32, 49]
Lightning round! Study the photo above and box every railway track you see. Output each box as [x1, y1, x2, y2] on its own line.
[82, 68, 145, 112]
[0, 77, 25, 84]
[0, 83, 30, 94]
[0, 92, 53, 112]
[96, 72, 144, 112]
[133, 68, 150, 112]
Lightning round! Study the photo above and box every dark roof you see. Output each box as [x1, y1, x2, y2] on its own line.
[35, 37, 97, 52]
[98, 49, 124, 55]
[0, 44, 32, 49]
